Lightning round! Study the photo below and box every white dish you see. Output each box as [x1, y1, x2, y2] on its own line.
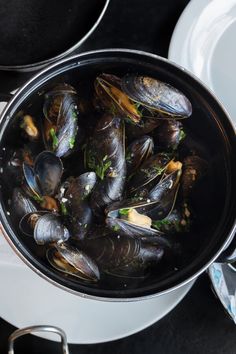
[0, 236, 193, 344]
[168, 0, 236, 126]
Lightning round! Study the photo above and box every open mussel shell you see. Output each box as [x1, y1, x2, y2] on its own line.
[43, 83, 79, 158]
[47, 242, 100, 282]
[82, 234, 164, 278]
[149, 168, 181, 200]
[121, 75, 192, 118]
[146, 168, 182, 220]
[11, 187, 37, 221]
[2, 147, 35, 190]
[129, 153, 171, 196]
[106, 199, 171, 248]
[34, 151, 63, 196]
[23, 162, 42, 198]
[95, 74, 142, 123]
[33, 213, 70, 245]
[19, 211, 47, 237]
[126, 135, 154, 176]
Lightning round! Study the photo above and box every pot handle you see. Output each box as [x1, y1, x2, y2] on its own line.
[8, 325, 69, 354]
[216, 234, 236, 264]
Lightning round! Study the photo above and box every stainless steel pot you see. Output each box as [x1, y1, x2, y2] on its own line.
[0, 49, 235, 301]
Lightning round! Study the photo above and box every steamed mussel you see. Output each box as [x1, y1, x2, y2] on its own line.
[5, 72, 207, 288]
[95, 73, 192, 124]
[43, 83, 80, 158]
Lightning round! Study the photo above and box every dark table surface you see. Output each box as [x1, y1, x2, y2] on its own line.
[0, 0, 236, 353]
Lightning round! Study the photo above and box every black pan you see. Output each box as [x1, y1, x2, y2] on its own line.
[0, 49, 235, 301]
[0, 0, 109, 71]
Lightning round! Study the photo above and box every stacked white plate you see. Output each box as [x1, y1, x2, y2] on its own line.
[169, 0, 236, 127]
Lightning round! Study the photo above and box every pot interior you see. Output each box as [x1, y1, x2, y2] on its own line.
[0, 51, 235, 299]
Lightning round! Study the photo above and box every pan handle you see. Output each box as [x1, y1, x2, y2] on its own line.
[8, 325, 70, 354]
[216, 234, 236, 264]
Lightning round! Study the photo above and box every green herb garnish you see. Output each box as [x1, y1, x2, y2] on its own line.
[32, 194, 43, 203]
[119, 208, 131, 216]
[50, 128, 59, 150]
[112, 224, 120, 232]
[154, 166, 165, 176]
[125, 150, 132, 162]
[72, 110, 78, 121]
[69, 136, 76, 149]
[152, 219, 171, 229]
[179, 129, 186, 142]
[61, 202, 68, 216]
[95, 157, 111, 180]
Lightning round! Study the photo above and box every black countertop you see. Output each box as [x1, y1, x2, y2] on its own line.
[0, 0, 236, 353]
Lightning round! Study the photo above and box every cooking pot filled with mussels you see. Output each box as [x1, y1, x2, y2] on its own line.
[0, 49, 235, 300]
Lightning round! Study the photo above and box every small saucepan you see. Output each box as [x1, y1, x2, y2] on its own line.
[0, 49, 235, 301]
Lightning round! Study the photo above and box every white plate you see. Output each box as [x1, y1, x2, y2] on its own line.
[0, 235, 193, 344]
[168, 0, 236, 126]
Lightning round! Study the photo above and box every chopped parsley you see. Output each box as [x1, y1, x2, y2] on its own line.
[112, 224, 120, 232]
[95, 158, 111, 180]
[32, 194, 43, 203]
[69, 136, 76, 149]
[72, 110, 78, 121]
[179, 129, 186, 142]
[154, 166, 165, 176]
[152, 219, 171, 229]
[61, 202, 68, 216]
[50, 128, 59, 150]
[126, 150, 132, 162]
[119, 208, 130, 216]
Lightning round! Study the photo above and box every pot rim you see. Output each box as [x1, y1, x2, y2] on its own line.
[0, 48, 235, 302]
[0, 0, 110, 72]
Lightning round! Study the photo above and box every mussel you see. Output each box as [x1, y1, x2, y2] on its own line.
[129, 153, 171, 196]
[11, 187, 37, 221]
[146, 163, 182, 219]
[20, 212, 70, 245]
[47, 242, 100, 282]
[23, 151, 63, 210]
[2, 147, 35, 190]
[154, 120, 185, 150]
[121, 74, 192, 118]
[81, 234, 164, 278]
[105, 199, 171, 247]
[126, 135, 154, 176]
[87, 113, 126, 216]
[59, 172, 97, 240]
[95, 73, 192, 124]
[43, 83, 79, 157]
